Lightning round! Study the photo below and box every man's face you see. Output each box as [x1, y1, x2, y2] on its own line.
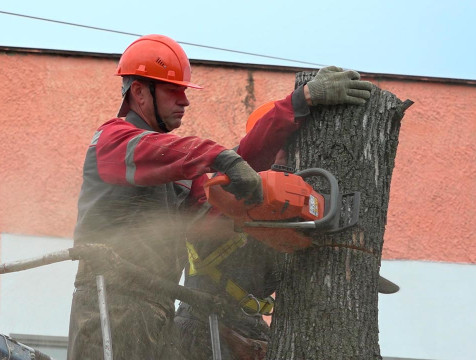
[152, 82, 190, 131]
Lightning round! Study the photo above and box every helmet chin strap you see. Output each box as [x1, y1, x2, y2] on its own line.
[148, 82, 170, 133]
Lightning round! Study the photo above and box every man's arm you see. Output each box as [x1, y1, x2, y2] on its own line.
[187, 65, 373, 204]
[237, 91, 303, 172]
[94, 119, 226, 186]
[93, 119, 262, 203]
[237, 66, 373, 171]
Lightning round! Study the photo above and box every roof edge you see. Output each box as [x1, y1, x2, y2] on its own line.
[1, 45, 475, 85]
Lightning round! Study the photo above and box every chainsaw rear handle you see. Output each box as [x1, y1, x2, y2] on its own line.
[204, 174, 231, 188]
[244, 168, 339, 230]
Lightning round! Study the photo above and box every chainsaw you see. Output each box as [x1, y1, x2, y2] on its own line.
[204, 165, 361, 253]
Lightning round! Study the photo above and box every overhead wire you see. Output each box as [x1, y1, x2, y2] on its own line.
[0, 10, 326, 67]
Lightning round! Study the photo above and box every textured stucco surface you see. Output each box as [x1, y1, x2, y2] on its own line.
[0, 51, 474, 264]
[378, 80, 476, 263]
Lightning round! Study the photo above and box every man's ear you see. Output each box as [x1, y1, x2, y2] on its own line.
[129, 80, 146, 105]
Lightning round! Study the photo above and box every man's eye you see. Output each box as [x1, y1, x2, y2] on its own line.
[171, 88, 187, 94]
[167, 86, 186, 93]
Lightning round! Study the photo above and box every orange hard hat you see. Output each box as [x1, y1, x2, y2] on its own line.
[246, 101, 275, 133]
[115, 34, 202, 89]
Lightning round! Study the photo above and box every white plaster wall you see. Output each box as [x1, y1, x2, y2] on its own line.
[379, 260, 476, 360]
[0, 233, 76, 337]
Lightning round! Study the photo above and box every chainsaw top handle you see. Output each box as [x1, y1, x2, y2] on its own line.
[295, 168, 339, 231]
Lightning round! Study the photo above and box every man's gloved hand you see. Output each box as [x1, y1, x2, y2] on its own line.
[307, 66, 373, 106]
[212, 150, 263, 205]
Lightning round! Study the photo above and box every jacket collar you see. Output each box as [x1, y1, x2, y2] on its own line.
[125, 111, 154, 131]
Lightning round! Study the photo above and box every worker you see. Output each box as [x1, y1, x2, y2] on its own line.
[175, 66, 374, 359]
[66, 34, 267, 360]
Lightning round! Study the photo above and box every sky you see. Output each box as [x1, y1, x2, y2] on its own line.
[0, 0, 475, 80]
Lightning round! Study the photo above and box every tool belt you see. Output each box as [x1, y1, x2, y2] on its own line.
[186, 234, 274, 316]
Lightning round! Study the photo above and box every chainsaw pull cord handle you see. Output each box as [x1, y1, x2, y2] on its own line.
[295, 168, 339, 231]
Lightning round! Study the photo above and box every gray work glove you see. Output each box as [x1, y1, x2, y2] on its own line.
[212, 150, 263, 205]
[307, 66, 373, 106]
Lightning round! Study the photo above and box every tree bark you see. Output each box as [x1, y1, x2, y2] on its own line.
[266, 72, 412, 360]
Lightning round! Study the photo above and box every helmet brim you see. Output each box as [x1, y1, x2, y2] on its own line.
[163, 78, 203, 89]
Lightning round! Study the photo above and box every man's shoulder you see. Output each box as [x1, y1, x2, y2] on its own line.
[96, 117, 138, 132]
[100, 117, 128, 127]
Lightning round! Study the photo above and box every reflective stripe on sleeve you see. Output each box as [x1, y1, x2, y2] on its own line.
[90, 130, 103, 146]
[125, 130, 155, 185]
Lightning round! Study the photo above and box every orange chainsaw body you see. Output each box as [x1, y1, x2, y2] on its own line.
[204, 170, 326, 252]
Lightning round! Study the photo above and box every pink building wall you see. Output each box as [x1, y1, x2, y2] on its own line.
[0, 49, 474, 264]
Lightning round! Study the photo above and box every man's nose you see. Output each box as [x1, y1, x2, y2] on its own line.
[178, 91, 190, 106]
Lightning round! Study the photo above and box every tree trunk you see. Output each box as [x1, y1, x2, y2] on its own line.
[266, 71, 412, 360]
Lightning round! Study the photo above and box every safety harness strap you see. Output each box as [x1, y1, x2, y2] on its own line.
[186, 236, 274, 316]
[187, 234, 246, 277]
[148, 82, 170, 133]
